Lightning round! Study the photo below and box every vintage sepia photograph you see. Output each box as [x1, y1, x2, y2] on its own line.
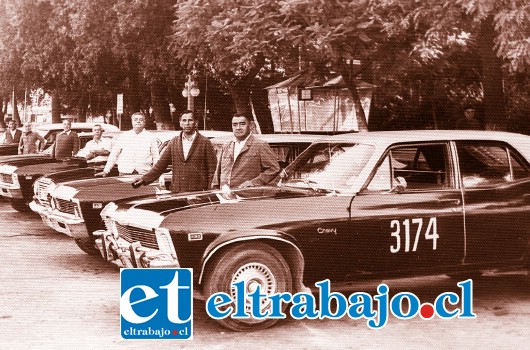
[0, 0, 529, 348]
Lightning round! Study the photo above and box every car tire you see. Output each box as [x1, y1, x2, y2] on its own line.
[74, 238, 100, 256]
[9, 198, 30, 212]
[203, 242, 292, 331]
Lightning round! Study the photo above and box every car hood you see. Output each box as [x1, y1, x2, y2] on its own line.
[0, 155, 55, 168]
[53, 176, 160, 201]
[110, 186, 347, 233]
[44, 166, 104, 183]
[14, 158, 88, 176]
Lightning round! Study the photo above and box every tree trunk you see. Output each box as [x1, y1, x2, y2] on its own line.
[226, 83, 251, 116]
[337, 64, 368, 132]
[2, 96, 7, 117]
[150, 80, 173, 130]
[221, 53, 265, 118]
[479, 15, 506, 131]
[12, 93, 22, 126]
[120, 54, 142, 131]
[77, 90, 88, 122]
[51, 91, 62, 123]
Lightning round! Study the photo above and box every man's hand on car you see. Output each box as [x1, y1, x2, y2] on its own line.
[94, 171, 107, 177]
[131, 177, 145, 189]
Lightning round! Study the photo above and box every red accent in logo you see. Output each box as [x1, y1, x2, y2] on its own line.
[420, 303, 435, 319]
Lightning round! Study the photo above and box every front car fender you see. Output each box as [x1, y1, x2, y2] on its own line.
[197, 229, 308, 295]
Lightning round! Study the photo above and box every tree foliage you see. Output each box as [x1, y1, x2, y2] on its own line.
[1, 0, 529, 132]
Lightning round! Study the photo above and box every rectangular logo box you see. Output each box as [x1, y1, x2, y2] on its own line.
[120, 268, 193, 340]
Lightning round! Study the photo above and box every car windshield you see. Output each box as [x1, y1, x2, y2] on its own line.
[283, 142, 374, 192]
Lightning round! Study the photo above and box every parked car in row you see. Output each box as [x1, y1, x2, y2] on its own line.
[0, 132, 114, 211]
[94, 130, 530, 331]
[0, 122, 120, 161]
[28, 130, 186, 217]
[31, 133, 320, 255]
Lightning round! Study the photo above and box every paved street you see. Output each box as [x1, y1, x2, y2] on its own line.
[0, 198, 528, 349]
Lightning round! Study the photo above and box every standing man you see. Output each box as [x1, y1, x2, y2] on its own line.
[18, 122, 45, 154]
[212, 114, 280, 190]
[76, 124, 112, 162]
[3, 120, 22, 145]
[97, 112, 159, 176]
[53, 118, 79, 158]
[131, 110, 217, 192]
[456, 105, 481, 130]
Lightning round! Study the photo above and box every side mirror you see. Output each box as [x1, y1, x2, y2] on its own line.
[391, 176, 407, 193]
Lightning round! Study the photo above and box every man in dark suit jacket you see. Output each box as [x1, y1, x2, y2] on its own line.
[3, 120, 22, 144]
[131, 110, 217, 193]
[212, 114, 280, 189]
[53, 119, 79, 159]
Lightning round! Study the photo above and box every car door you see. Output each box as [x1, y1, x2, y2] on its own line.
[455, 141, 530, 264]
[335, 142, 465, 278]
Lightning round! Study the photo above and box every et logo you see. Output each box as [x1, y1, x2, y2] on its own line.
[120, 268, 193, 340]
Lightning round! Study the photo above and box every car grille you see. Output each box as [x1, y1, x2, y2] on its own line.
[35, 178, 53, 207]
[54, 198, 77, 216]
[1, 173, 13, 184]
[116, 223, 159, 250]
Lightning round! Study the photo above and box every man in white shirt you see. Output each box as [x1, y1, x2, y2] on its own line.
[96, 112, 159, 176]
[76, 124, 112, 162]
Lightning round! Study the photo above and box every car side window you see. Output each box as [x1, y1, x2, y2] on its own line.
[456, 141, 530, 188]
[366, 143, 450, 192]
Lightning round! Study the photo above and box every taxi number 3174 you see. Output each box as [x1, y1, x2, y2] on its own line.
[390, 217, 438, 253]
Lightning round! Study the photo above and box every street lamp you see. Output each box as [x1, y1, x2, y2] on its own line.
[182, 71, 200, 111]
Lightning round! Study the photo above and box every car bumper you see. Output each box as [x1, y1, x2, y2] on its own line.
[0, 184, 22, 198]
[94, 230, 180, 269]
[46, 210, 89, 239]
[29, 200, 55, 230]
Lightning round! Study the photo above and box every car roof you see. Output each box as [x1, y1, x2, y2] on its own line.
[310, 130, 530, 161]
[103, 130, 231, 144]
[311, 130, 530, 144]
[35, 123, 120, 132]
[211, 133, 324, 145]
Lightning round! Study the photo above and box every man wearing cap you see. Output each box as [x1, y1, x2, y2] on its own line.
[96, 112, 159, 176]
[52, 119, 79, 158]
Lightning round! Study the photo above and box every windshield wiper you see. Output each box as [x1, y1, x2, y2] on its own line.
[283, 179, 334, 193]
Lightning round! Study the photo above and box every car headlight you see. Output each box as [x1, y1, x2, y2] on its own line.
[155, 227, 177, 258]
[12, 173, 19, 186]
[100, 202, 117, 218]
[72, 198, 83, 219]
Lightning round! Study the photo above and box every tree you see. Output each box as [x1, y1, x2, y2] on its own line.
[376, 0, 530, 130]
[172, 0, 285, 120]
[112, 0, 183, 129]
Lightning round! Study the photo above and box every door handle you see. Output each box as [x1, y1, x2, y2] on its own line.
[437, 199, 461, 205]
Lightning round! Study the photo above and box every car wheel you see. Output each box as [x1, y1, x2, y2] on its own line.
[204, 242, 292, 331]
[74, 238, 100, 256]
[9, 198, 30, 212]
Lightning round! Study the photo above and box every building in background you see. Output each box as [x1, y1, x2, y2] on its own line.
[266, 71, 375, 133]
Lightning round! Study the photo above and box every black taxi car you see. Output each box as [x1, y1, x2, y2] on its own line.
[33, 133, 319, 254]
[95, 130, 530, 330]
[0, 132, 115, 211]
[29, 130, 229, 252]
[0, 122, 119, 159]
